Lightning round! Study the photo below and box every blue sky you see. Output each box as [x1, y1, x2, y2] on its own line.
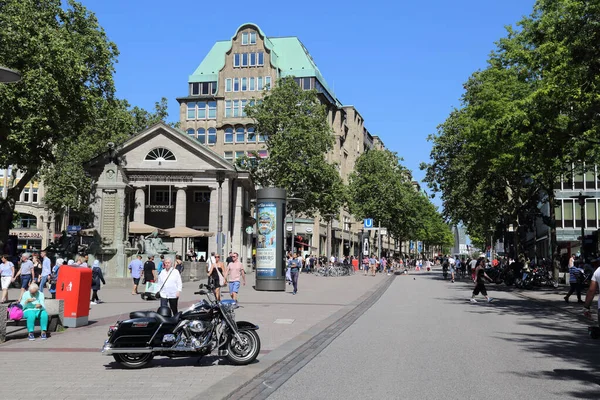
[82, 0, 535, 194]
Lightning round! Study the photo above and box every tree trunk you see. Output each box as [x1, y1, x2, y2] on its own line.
[0, 169, 37, 251]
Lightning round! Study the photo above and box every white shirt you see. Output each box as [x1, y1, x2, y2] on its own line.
[592, 267, 600, 310]
[157, 268, 182, 299]
[448, 257, 456, 266]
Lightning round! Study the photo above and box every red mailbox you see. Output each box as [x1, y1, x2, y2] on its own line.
[56, 266, 92, 327]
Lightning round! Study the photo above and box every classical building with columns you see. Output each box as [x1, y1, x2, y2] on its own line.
[86, 122, 255, 278]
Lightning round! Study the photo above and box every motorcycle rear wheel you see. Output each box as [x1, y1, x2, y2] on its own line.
[113, 353, 154, 369]
[226, 330, 261, 365]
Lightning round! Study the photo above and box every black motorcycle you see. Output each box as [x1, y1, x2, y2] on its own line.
[101, 283, 261, 369]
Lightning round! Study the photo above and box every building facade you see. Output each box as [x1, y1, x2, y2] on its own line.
[177, 23, 395, 258]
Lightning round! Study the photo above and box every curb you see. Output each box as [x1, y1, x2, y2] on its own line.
[192, 274, 396, 400]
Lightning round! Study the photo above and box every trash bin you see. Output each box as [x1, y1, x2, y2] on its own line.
[56, 266, 92, 327]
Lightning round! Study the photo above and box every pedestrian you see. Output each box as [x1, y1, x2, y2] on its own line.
[143, 255, 157, 285]
[1, 254, 15, 303]
[14, 253, 35, 301]
[369, 255, 377, 277]
[564, 261, 585, 304]
[226, 252, 234, 264]
[157, 258, 182, 314]
[78, 256, 88, 268]
[39, 250, 51, 295]
[208, 254, 226, 301]
[362, 256, 369, 275]
[286, 253, 300, 294]
[471, 262, 494, 303]
[128, 255, 144, 295]
[175, 255, 184, 274]
[90, 260, 106, 305]
[32, 255, 42, 284]
[225, 252, 246, 300]
[448, 255, 456, 283]
[583, 258, 600, 327]
[20, 283, 49, 341]
[157, 255, 164, 274]
[49, 258, 65, 299]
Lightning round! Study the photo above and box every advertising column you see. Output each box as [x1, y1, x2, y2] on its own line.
[255, 188, 286, 291]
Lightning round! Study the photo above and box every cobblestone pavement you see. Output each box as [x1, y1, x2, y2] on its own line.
[0, 271, 387, 400]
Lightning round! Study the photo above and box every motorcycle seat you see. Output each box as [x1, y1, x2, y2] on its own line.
[129, 311, 181, 324]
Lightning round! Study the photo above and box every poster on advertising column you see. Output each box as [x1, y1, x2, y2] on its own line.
[256, 202, 277, 277]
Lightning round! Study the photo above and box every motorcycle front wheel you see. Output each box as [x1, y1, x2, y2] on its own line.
[226, 330, 261, 365]
[113, 353, 154, 369]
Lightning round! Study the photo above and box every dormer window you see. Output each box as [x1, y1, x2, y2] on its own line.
[241, 31, 257, 45]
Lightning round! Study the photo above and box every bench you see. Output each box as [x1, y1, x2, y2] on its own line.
[0, 299, 64, 342]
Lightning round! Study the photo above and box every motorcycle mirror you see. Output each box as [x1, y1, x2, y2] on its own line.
[199, 290, 208, 295]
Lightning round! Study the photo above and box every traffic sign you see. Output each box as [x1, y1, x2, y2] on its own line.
[67, 225, 81, 235]
[364, 218, 374, 229]
[363, 237, 370, 255]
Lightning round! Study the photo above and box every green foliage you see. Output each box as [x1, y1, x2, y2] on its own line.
[239, 76, 346, 216]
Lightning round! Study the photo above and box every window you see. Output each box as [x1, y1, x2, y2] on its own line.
[555, 201, 563, 229]
[234, 54, 240, 67]
[250, 53, 256, 66]
[258, 131, 266, 142]
[0, 185, 4, 198]
[250, 32, 256, 44]
[575, 199, 582, 228]
[194, 191, 211, 203]
[574, 166, 584, 189]
[154, 190, 171, 204]
[242, 32, 248, 45]
[587, 199, 597, 228]
[201, 82, 210, 95]
[224, 151, 233, 162]
[197, 128, 206, 144]
[207, 128, 217, 145]
[241, 78, 247, 91]
[208, 101, 216, 119]
[249, 77, 255, 91]
[18, 214, 37, 229]
[225, 100, 232, 118]
[247, 127, 256, 142]
[235, 151, 245, 160]
[197, 101, 207, 119]
[186, 128, 195, 137]
[211, 82, 217, 95]
[242, 53, 248, 67]
[22, 187, 30, 202]
[233, 78, 239, 92]
[145, 148, 176, 161]
[564, 200, 574, 228]
[32, 188, 38, 203]
[191, 83, 200, 95]
[265, 76, 271, 90]
[187, 102, 196, 119]
[257, 77, 263, 91]
[303, 77, 312, 90]
[241, 100, 248, 117]
[585, 168, 595, 190]
[224, 127, 234, 143]
[236, 126, 245, 143]
[258, 52, 264, 66]
[233, 100, 240, 117]
[258, 150, 268, 158]
[225, 78, 232, 92]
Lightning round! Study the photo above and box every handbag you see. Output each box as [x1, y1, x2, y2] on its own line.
[7, 303, 24, 321]
[154, 268, 174, 299]
[216, 268, 226, 287]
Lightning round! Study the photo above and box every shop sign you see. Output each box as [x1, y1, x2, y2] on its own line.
[146, 205, 174, 213]
[9, 231, 43, 239]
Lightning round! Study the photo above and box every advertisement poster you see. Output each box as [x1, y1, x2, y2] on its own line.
[256, 202, 277, 277]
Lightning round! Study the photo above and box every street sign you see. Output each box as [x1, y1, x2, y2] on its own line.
[245, 226, 254, 234]
[67, 225, 81, 235]
[364, 218, 374, 229]
[379, 228, 387, 236]
[363, 237, 370, 255]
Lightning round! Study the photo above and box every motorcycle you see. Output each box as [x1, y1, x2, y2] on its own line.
[101, 283, 261, 369]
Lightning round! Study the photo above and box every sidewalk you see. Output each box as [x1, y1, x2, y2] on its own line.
[0, 272, 390, 400]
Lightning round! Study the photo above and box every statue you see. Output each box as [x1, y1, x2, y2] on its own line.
[143, 230, 170, 255]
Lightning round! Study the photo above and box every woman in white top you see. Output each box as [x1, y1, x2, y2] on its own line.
[157, 258, 182, 314]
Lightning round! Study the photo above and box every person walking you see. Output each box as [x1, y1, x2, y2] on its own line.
[39, 251, 51, 295]
[20, 283, 49, 341]
[564, 261, 585, 304]
[157, 258, 182, 314]
[583, 259, 600, 327]
[369, 255, 377, 277]
[32, 255, 42, 284]
[1, 254, 15, 303]
[207, 254, 226, 301]
[14, 253, 35, 301]
[471, 262, 494, 303]
[128, 255, 144, 295]
[225, 252, 246, 300]
[143, 255, 157, 285]
[287, 253, 300, 295]
[90, 260, 106, 304]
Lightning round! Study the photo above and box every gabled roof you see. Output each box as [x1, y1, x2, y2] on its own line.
[188, 23, 341, 107]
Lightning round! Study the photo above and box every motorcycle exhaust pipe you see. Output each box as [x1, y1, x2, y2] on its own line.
[102, 347, 153, 355]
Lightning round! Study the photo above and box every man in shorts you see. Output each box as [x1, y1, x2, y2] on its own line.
[225, 252, 246, 301]
[128, 255, 144, 295]
[448, 255, 456, 283]
[471, 262, 493, 303]
[583, 258, 600, 327]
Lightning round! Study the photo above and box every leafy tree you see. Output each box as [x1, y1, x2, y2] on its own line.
[240, 76, 346, 216]
[0, 0, 118, 249]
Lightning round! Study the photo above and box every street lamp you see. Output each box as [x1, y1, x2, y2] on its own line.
[0, 66, 21, 83]
[287, 197, 305, 254]
[570, 191, 593, 258]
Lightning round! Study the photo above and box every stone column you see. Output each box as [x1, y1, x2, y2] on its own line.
[208, 186, 218, 256]
[232, 182, 245, 269]
[174, 186, 187, 255]
[133, 186, 145, 223]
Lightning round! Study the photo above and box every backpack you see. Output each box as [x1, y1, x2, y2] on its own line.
[7, 303, 24, 321]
